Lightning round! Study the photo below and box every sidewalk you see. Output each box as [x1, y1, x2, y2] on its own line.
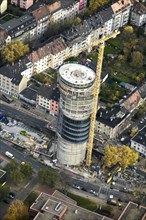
[0, 99, 54, 122]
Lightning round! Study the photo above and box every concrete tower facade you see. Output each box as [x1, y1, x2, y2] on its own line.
[57, 63, 95, 166]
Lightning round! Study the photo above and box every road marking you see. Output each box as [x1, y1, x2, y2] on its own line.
[24, 181, 31, 189]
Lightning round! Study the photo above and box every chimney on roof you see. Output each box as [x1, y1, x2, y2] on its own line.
[100, 112, 102, 117]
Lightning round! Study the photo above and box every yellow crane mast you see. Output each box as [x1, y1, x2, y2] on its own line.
[86, 31, 120, 167]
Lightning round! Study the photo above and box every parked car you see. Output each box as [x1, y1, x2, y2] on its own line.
[72, 184, 81, 189]
[9, 192, 15, 199]
[3, 198, 11, 204]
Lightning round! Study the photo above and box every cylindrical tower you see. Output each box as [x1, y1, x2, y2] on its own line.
[57, 63, 95, 166]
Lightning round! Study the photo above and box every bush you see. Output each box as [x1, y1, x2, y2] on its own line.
[67, 193, 97, 211]
[24, 191, 39, 207]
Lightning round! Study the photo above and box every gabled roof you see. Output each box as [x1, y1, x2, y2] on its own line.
[98, 6, 114, 23]
[29, 37, 67, 63]
[121, 89, 142, 112]
[47, 1, 61, 13]
[32, 5, 50, 22]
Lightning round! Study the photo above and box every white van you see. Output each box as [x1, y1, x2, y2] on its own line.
[5, 151, 15, 159]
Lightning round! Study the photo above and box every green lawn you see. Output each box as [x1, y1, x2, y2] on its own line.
[67, 193, 97, 211]
[33, 71, 57, 84]
[107, 36, 122, 50]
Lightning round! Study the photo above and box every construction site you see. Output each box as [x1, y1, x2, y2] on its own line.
[55, 31, 120, 168]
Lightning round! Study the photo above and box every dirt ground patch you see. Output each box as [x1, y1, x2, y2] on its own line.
[34, 184, 55, 195]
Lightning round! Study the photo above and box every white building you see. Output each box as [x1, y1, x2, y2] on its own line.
[32, 5, 50, 39]
[51, 1, 80, 23]
[131, 126, 146, 157]
[0, 0, 7, 14]
[29, 37, 67, 74]
[130, 1, 146, 26]
[98, 7, 114, 36]
[112, 0, 132, 30]
[0, 60, 29, 98]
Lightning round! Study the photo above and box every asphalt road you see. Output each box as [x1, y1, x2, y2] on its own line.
[0, 103, 56, 138]
[0, 139, 44, 171]
[0, 139, 131, 203]
[72, 179, 130, 202]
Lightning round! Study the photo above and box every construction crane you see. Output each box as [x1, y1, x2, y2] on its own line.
[52, 31, 120, 166]
[86, 31, 120, 167]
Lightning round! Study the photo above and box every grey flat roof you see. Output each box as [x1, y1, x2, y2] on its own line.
[0, 169, 6, 179]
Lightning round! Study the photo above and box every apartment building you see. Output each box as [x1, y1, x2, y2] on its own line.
[0, 14, 37, 43]
[0, 0, 7, 14]
[10, 0, 33, 10]
[130, 1, 146, 26]
[29, 37, 67, 73]
[95, 105, 130, 139]
[19, 82, 40, 106]
[51, 0, 80, 23]
[112, 0, 132, 30]
[0, 58, 31, 98]
[131, 126, 146, 157]
[36, 85, 60, 115]
[32, 5, 50, 38]
[98, 6, 114, 36]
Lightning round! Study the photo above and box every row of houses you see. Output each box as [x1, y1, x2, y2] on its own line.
[0, 0, 145, 48]
[0, 1, 146, 121]
[19, 80, 60, 116]
[95, 82, 146, 140]
[0, 0, 87, 43]
[0, 0, 145, 90]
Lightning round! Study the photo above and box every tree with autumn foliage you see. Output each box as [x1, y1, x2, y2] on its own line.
[104, 145, 139, 169]
[1, 40, 29, 64]
[3, 200, 29, 220]
[88, 0, 110, 13]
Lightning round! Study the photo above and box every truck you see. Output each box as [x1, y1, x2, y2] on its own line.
[5, 151, 15, 159]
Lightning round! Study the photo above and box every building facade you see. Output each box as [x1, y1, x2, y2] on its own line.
[0, 58, 31, 98]
[0, 14, 37, 43]
[36, 85, 60, 115]
[57, 63, 95, 166]
[112, 0, 132, 30]
[131, 126, 146, 157]
[130, 1, 146, 26]
[95, 105, 130, 139]
[10, 0, 33, 10]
